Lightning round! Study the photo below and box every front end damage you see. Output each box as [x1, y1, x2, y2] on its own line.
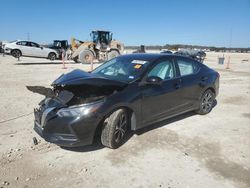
[28, 69, 126, 147]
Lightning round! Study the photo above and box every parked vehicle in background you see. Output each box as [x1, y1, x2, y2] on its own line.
[47, 40, 69, 59]
[133, 45, 146, 53]
[0, 42, 3, 53]
[71, 30, 124, 64]
[175, 49, 206, 63]
[160, 50, 173, 54]
[29, 53, 219, 149]
[3, 40, 59, 60]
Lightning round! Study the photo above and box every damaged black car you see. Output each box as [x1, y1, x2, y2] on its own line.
[29, 53, 219, 149]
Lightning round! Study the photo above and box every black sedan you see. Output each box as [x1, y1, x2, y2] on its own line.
[30, 53, 219, 149]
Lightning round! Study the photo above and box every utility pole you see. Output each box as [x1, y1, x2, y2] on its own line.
[229, 28, 232, 50]
[27, 32, 30, 41]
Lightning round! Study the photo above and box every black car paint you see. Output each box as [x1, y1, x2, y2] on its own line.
[52, 69, 127, 87]
[33, 53, 219, 147]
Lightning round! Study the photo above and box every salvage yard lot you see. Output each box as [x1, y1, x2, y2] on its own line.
[0, 52, 250, 188]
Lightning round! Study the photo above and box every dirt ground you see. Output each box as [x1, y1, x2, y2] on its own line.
[0, 52, 250, 188]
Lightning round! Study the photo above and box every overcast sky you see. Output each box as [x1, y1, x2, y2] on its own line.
[0, 0, 250, 47]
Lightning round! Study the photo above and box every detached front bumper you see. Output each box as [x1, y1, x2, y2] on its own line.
[33, 105, 102, 147]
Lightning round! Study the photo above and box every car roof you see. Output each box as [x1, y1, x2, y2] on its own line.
[15, 40, 38, 43]
[118, 53, 188, 62]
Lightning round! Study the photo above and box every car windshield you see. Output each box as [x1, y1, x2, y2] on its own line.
[92, 57, 151, 83]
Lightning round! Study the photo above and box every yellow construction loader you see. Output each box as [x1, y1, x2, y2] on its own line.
[71, 30, 124, 63]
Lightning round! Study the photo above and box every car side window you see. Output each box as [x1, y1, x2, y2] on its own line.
[16, 41, 27, 46]
[30, 42, 39, 48]
[148, 60, 174, 80]
[176, 58, 199, 76]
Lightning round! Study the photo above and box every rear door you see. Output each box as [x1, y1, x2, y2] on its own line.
[16, 41, 29, 56]
[140, 58, 183, 127]
[175, 57, 201, 109]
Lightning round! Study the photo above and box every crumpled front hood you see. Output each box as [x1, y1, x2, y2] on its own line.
[52, 69, 127, 87]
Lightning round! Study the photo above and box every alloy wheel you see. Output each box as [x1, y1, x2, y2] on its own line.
[114, 113, 127, 143]
[50, 54, 56, 60]
[201, 92, 213, 113]
[12, 50, 21, 58]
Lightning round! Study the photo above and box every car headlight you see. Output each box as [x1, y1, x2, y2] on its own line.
[57, 101, 103, 117]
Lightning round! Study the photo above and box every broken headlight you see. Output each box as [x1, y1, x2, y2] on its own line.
[57, 101, 103, 117]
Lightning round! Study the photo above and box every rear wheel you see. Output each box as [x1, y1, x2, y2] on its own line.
[79, 50, 94, 64]
[101, 109, 128, 149]
[11, 49, 21, 58]
[107, 50, 119, 60]
[196, 89, 215, 115]
[48, 52, 56, 61]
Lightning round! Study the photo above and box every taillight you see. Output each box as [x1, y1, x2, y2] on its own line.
[217, 72, 220, 78]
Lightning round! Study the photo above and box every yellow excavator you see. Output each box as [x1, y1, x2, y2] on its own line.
[71, 30, 124, 64]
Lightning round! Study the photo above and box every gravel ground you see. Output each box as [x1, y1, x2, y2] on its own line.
[0, 52, 249, 188]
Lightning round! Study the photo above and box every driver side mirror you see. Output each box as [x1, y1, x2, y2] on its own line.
[146, 76, 163, 85]
[40, 46, 43, 50]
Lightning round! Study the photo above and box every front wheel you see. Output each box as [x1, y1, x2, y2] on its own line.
[79, 50, 94, 64]
[196, 89, 215, 115]
[48, 52, 56, 61]
[101, 109, 129, 149]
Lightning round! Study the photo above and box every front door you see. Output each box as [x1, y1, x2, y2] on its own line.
[29, 42, 45, 57]
[140, 58, 183, 128]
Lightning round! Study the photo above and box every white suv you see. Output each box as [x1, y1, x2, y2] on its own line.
[4, 40, 59, 60]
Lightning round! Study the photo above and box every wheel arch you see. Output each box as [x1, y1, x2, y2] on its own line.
[93, 105, 136, 143]
[198, 86, 216, 101]
[203, 86, 216, 95]
[11, 49, 22, 56]
[48, 52, 57, 60]
[207, 87, 215, 94]
[48, 51, 56, 56]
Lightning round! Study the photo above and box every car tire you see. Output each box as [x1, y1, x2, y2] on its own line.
[73, 56, 79, 63]
[107, 50, 119, 60]
[48, 52, 56, 61]
[11, 49, 21, 58]
[79, 50, 94, 64]
[101, 109, 128, 149]
[196, 89, 215, 115]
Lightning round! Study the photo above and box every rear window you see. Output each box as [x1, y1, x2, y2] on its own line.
[176, 58, 200, 76]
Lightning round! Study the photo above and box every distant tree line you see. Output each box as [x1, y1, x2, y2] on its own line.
[125, 44, 250, 53]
